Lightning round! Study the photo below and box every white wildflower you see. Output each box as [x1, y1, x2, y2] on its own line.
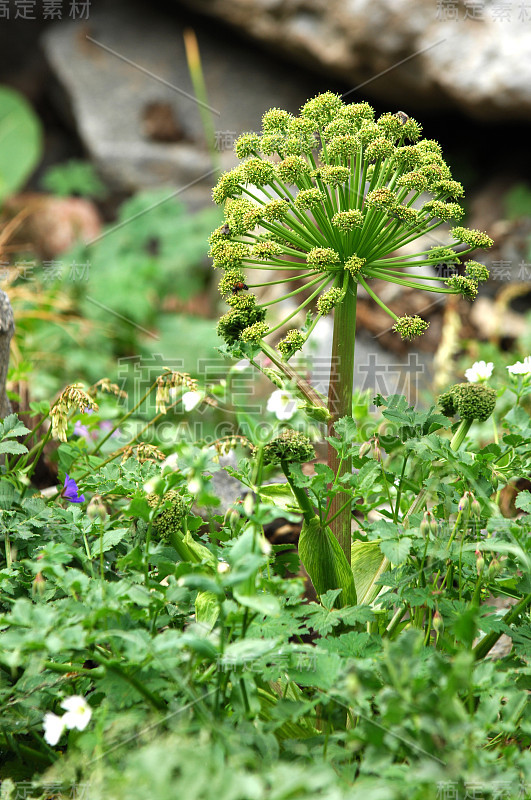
[266, 389, 297, 421]
[181, 391, 204, 412]
[465, 360, 494, 383]
[507, 356, 531, 376]
[43, 713, 65, 746]
[61, 695, 92, 731]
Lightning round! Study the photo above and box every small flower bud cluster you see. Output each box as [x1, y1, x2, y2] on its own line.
[277, 155, 311, 183]
[464, 261, 489, 282]
[451, 227, 494, 249]
[278, 328, 305, 356]
[300, 91, 343, 125]
[317, 287, 345, 314]
[212, 168, 243, 204]
[262, 428, 315, 465]
[394, 145, 422, 169]
[438, 382, 497, 422]
[218, 268, 246, 298]
[392, 315, 430, 340]
[217, 295, 266, 346]
[332, 210, 364, 232]
[428, 246, 459, 264]
[242, 157, 276, 186]
[391, 205, 419, 226]
[262, 107, 292, 133]
[313, 165, 350, 185]
[251, 240, 284, 260]
[420, 509, 438, 537]
[397, 171, 429, 191]
[241, 320, 269, 343]
[234, 132, 261, 159]
[432, 179, 464, 198]
[445, 274, 479, 300]
[345, 254, 366, 278]
[295, 188, 325, 210]
[365, 188, 396, 209]
[326, 135, 358, 160]
[210, 239, 249, 268]
[366, 136, 396, 162]
[307, 247, 341, 269]
[263, 198, 290, 221]
[225, 198, 262, 235]
[422, 200, 464, 221]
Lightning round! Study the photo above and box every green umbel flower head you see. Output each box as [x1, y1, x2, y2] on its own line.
[147, 491, 187, 544]
[262, 428, 315, 465]
[438, 383, 497, 422]
[211, 95, 493, 355]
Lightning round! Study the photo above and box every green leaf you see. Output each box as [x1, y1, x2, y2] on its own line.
[0, 441, 28, 455]
[351, 541, 390, 604]
[90, 528, 128, 557]
[515, 490, 531, 514]
[233, 590, 280, 616]
[379, 537, 412, 564]
[298, 518, 357, 607]
[0, 87, 42, 203]
[195, 591, 220, 630]
[259, 483, 299, 513]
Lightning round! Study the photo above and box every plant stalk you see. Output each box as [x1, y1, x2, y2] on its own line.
[326, 278, 357, 563]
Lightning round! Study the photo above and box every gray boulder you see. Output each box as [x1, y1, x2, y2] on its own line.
[172, 0, 531, 121]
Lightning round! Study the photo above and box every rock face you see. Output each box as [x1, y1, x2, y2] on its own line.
[41, 1, 316, 201]
[172, 0, 531, 122]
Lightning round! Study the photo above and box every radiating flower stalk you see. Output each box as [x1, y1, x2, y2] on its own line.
[210, 92, 493, 578]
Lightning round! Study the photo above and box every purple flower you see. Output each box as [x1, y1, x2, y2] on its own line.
[74, 421, 91, 439]
[63, 474, 85, 504]
[98, 420, 121, 439]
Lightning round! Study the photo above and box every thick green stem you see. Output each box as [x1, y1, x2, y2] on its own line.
[326, 278, 357, 563]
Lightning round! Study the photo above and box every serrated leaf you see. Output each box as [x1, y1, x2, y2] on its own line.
[90, 528, 129, 557]
[515, 490, 531, 514]
[379, 537, 412, 564]
[0, 441, 28, 455]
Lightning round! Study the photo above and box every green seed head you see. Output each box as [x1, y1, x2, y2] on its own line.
[277, 155, 311, 183]
[147, 490, 187, 544]
[438, 382, 497, 422]
[262, 428, 315, 465]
